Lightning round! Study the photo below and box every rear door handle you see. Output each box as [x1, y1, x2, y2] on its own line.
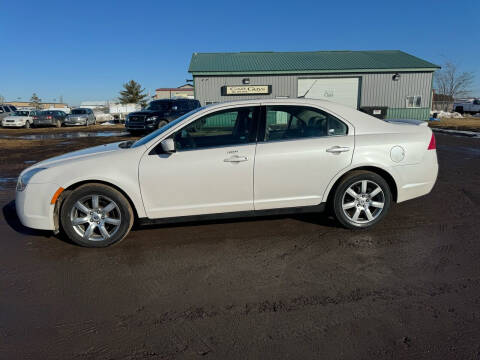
[326, 146, 350, 153]
[224, 155, 248, 162]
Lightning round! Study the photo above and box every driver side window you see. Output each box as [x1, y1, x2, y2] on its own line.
[173, 107, 259, 151]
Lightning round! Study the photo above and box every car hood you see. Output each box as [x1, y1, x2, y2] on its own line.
[32, 141, 126, 169]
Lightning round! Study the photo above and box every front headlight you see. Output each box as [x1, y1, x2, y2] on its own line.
[146, 116, 158, 123]
[16, 167, 47, 191]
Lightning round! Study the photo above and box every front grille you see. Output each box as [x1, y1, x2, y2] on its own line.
[129, 115, 145, 123]
[126, 123, 145, 129]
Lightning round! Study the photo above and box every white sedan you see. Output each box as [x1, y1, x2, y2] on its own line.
[2, 110, 39, 128]
[15, 99, 438, 247]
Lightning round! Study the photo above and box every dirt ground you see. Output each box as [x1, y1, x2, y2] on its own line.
[0, 128, 479, 359]
[429, 116, 480, 132]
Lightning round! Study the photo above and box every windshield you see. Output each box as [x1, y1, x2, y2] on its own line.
[13, 111, 30, 116]
[144, 101, 171, 111]
[131, 107, 204, 148]
[71, 109, 87, 114]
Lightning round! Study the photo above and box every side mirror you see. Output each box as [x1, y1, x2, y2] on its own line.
[160, 138, 176, 154]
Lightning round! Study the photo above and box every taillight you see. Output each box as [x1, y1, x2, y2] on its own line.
[47, 116, 52, 120]
[427, 133, 436, 150]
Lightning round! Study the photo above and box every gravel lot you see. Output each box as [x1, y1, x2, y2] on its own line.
[0, 128, 479, 359]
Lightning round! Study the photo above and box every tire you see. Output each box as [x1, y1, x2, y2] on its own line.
[60, 184, 134, 247]
[157, 120, 168, 129]
[333, 170, 392, 229]
[56, 120, 62, 128]
[455, 106, 464, 114]
[24, 121, 30, 129]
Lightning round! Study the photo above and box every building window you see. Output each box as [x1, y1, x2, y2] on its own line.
[406, 96, 422, 108]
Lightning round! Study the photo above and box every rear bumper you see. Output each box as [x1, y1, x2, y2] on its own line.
[392, 150, 438, 203]
[33, 120, 55, 126]
[16, 182, 59, 230]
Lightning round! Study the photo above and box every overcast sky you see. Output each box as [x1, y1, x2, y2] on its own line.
[1, 0, 479, 105]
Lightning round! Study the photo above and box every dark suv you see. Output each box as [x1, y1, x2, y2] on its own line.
[125, 99, 201, 132]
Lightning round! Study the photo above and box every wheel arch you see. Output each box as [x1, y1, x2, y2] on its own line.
[324, 165, 398, 206]
[54, 180, 141, 232]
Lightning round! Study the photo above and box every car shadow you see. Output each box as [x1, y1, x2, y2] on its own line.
[3, 199, 340, 243]
[133, 211, 339, 231]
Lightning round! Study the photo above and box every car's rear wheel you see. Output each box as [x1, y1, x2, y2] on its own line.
[333, 171, 391, 229]
[60, 184, 134, 247]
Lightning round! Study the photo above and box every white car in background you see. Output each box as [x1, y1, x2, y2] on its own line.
[2, 110, 40, 128]
[15, 99, 438, 247]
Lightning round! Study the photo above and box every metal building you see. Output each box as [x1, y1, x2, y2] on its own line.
[188, 50, 440, 120]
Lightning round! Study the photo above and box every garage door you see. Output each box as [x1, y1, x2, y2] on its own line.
[297, 78, 359, 109]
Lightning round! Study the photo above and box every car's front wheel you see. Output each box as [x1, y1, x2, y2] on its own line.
[60, 184, 134, 247]
[157, 120, 168, 129]
[333, 171, 391, 229]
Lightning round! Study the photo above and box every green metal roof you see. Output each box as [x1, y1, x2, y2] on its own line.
[189, 50, 440, 74]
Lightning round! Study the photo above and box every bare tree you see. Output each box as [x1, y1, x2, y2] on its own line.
[435, 62, 475, 99]
[0, 94, 5, 103]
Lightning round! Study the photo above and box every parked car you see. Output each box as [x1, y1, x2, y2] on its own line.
[0, 104, 17, 122]
[1, 110, 40, 128]
[33, 110, 67, 127]
[65, 108, 96, 126]
[125, 98, 201, 132]
[453, 98, 480, 115]
[16, 99, 438, 247]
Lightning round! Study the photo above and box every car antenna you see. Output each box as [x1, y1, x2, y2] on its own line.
[298, 79, 318, 98]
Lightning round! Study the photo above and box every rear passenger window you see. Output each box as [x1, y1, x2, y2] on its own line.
[264, 105, 347, 141]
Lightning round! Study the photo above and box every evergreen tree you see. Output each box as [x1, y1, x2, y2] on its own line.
[118, 80, 148, 106]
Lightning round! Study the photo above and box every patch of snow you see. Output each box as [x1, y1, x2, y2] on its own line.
[430, 110, 463, 119]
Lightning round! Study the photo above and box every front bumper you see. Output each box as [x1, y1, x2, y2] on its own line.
[125, 122, 156, 130]
[65, 120, 87, 126]
[2, 121, 25, 127]
[16, 182, 60, 230]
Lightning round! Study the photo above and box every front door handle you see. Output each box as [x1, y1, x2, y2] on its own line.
[224, 155, 248, 162]
[326, 146, 350, 153]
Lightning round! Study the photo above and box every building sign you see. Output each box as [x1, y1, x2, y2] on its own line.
[221, 85, 272, 96]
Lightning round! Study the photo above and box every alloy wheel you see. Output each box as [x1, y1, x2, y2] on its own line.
[69, 194, 122, 241]
[341, 180, 385, 224]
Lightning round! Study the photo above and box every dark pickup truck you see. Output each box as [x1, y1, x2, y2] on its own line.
[125, 99, 201, 132]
